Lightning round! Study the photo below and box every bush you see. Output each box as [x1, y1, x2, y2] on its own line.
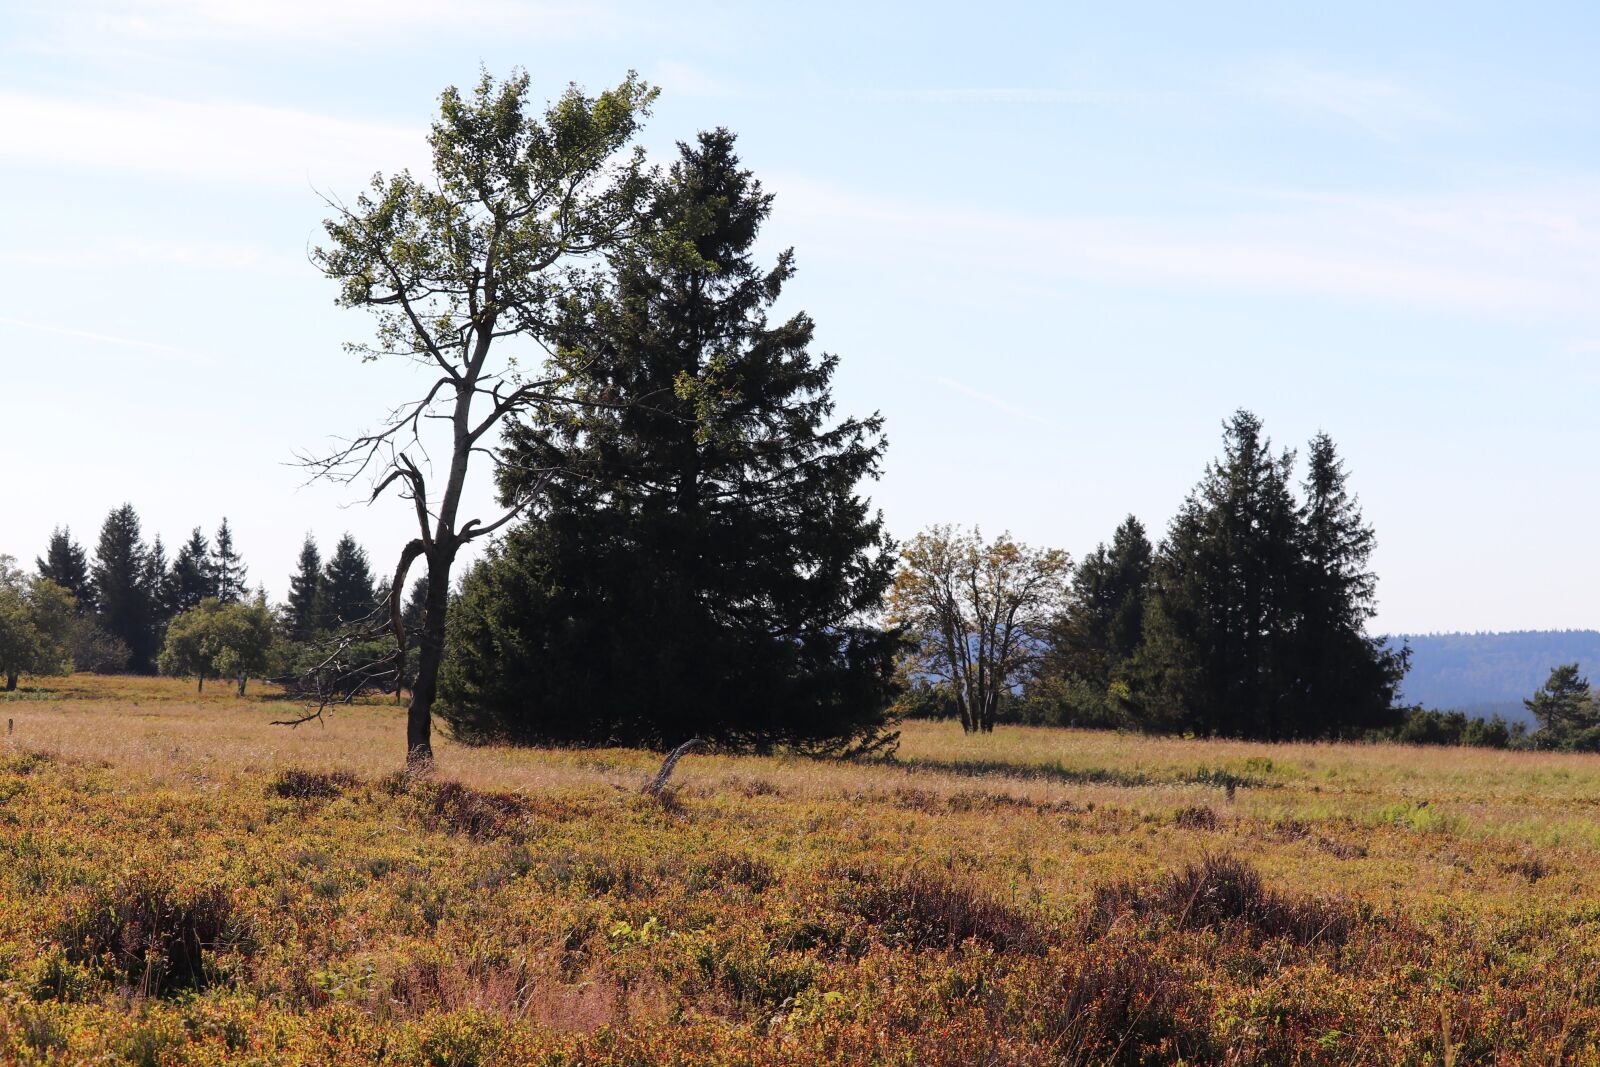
[58, 870, 252, 996]
[1089, 854, 1352, 947]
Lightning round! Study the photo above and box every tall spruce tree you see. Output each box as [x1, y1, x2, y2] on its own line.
[1046, 515, 1153, 689]
[145, 536, 175, 636]
[169, 528, 214, 614]
[36, 527, 93, 613]
[441, 129, 899, 753]
[91, 504, 157, 673]
[1291, 432, 1406, 734]
[211, 519, 247, 604]
[1136, 411, 1303, 738]
[285, 534, 324, 641]
[321, 534, 376, 630]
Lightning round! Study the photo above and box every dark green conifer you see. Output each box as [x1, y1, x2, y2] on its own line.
[442, 129, 898, 753]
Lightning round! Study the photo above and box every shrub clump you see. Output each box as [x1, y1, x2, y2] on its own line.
[1089, 854, 1352, 947]
[413, 781, 536, 839]
[836, 866, 1043, 953]
[57, 870, 253, 996]
[269, 768, 362, 800]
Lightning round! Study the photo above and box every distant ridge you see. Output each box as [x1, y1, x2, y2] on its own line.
[1382, 630, 1600, 724]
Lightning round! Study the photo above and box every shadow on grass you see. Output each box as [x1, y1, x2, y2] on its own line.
[892, 757, 1269, 793]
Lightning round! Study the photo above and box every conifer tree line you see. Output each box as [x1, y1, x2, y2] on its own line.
[17, 507, 412, 682]
[893, 411, 1409, 741]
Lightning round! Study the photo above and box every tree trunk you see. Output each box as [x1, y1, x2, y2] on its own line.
[197, 674, 204, 693]
[4, 672, 16, 692]
[237, 676, 247, 697]
[405, 557, 454, 768]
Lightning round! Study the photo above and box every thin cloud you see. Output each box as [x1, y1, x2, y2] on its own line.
[0, 92, 426, 187]
[0, 314, 208, 364]
[1242, 60, 1456, 141]
[934, 377, 1054, 427]
[772, 174, 1600, 316]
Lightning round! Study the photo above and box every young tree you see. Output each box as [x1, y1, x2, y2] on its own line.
[36, 527, 93, 613]
[159, 598, 276, 695]
[91, 503, 156, 673]
[320, 534, 376, 630]
[440, 130, 900, 754]
[145, 535, 174, 633]
[0, 558, 75, 690]
[888, 526, 1072, 733]
[168, 528, 214, 614]
[284, 534, 324, 642]
[305, 69, 657, 766]
[211, 518, 248, 604]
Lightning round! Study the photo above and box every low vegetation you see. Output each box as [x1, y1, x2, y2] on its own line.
[5, 675, 1600, 1063]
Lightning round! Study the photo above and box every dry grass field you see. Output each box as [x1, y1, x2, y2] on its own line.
[4, 675, 1600, 1064]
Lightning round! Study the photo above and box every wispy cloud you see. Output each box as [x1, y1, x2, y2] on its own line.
[0, 240, 296, 273]
[934, 377, 1055, 427]
[16, 0, 621, 46]
[773, 174, 1600, 317]
[0, 92, 426, 187]
[1242, 60, 1456, 141]
[0, 314, 207, 363]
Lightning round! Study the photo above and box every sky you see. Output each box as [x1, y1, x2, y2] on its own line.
[4, 1, 1600, 633]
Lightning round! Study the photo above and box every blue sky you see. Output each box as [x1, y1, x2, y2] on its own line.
[4, 1, 1600, 633]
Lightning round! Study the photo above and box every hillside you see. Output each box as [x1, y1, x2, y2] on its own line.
[3, 675, 1600, 1063]
[1387, 629, 1600, 722]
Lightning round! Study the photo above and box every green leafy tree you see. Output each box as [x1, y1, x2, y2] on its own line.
[91, 503, 157, 673]
[159, 598, 276, 695]
[320, 534, 376, 631]
[0, 558, 75, 690]
[441, 130, 901, 754]
[888, 526, 1072, 734]
[168, 528, 214, 614]
[36, 527, 93, 613]
[306, 68, 658, 766]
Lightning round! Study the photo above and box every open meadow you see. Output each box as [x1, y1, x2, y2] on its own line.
[4, 676, 1600, 1064]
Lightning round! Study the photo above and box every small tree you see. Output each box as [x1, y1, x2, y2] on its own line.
[284, 534, 324, 642]
[159, 598, 275, 694]
[888, 526, 1071, 733]
[211, 519, 248, 604]
[0, 558, 75, 690]
[36, 527, 93, 613]
[1525, 663, 1598, 749]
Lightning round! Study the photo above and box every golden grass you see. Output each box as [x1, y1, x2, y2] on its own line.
[4, 673, 1600, 1063]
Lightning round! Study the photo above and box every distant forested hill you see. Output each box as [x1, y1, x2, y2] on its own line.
[1384, 630, 1600, 724]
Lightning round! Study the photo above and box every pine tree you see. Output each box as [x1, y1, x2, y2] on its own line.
[211, 518, 247, 604]
[1292, 433, 1406, 735]
[442, 129, 899, 753]
[1526, 663, 1598, 748]
[285, 534, 324, 641]
[36, 527, 93, 613]
[320, 534, 376, 630]
[169, 528, 213, 614]
[91, 504, 156, 673]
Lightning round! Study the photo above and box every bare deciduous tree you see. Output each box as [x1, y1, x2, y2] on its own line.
[888, 525, 1072, 733]
[299, 69, 657, 767]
